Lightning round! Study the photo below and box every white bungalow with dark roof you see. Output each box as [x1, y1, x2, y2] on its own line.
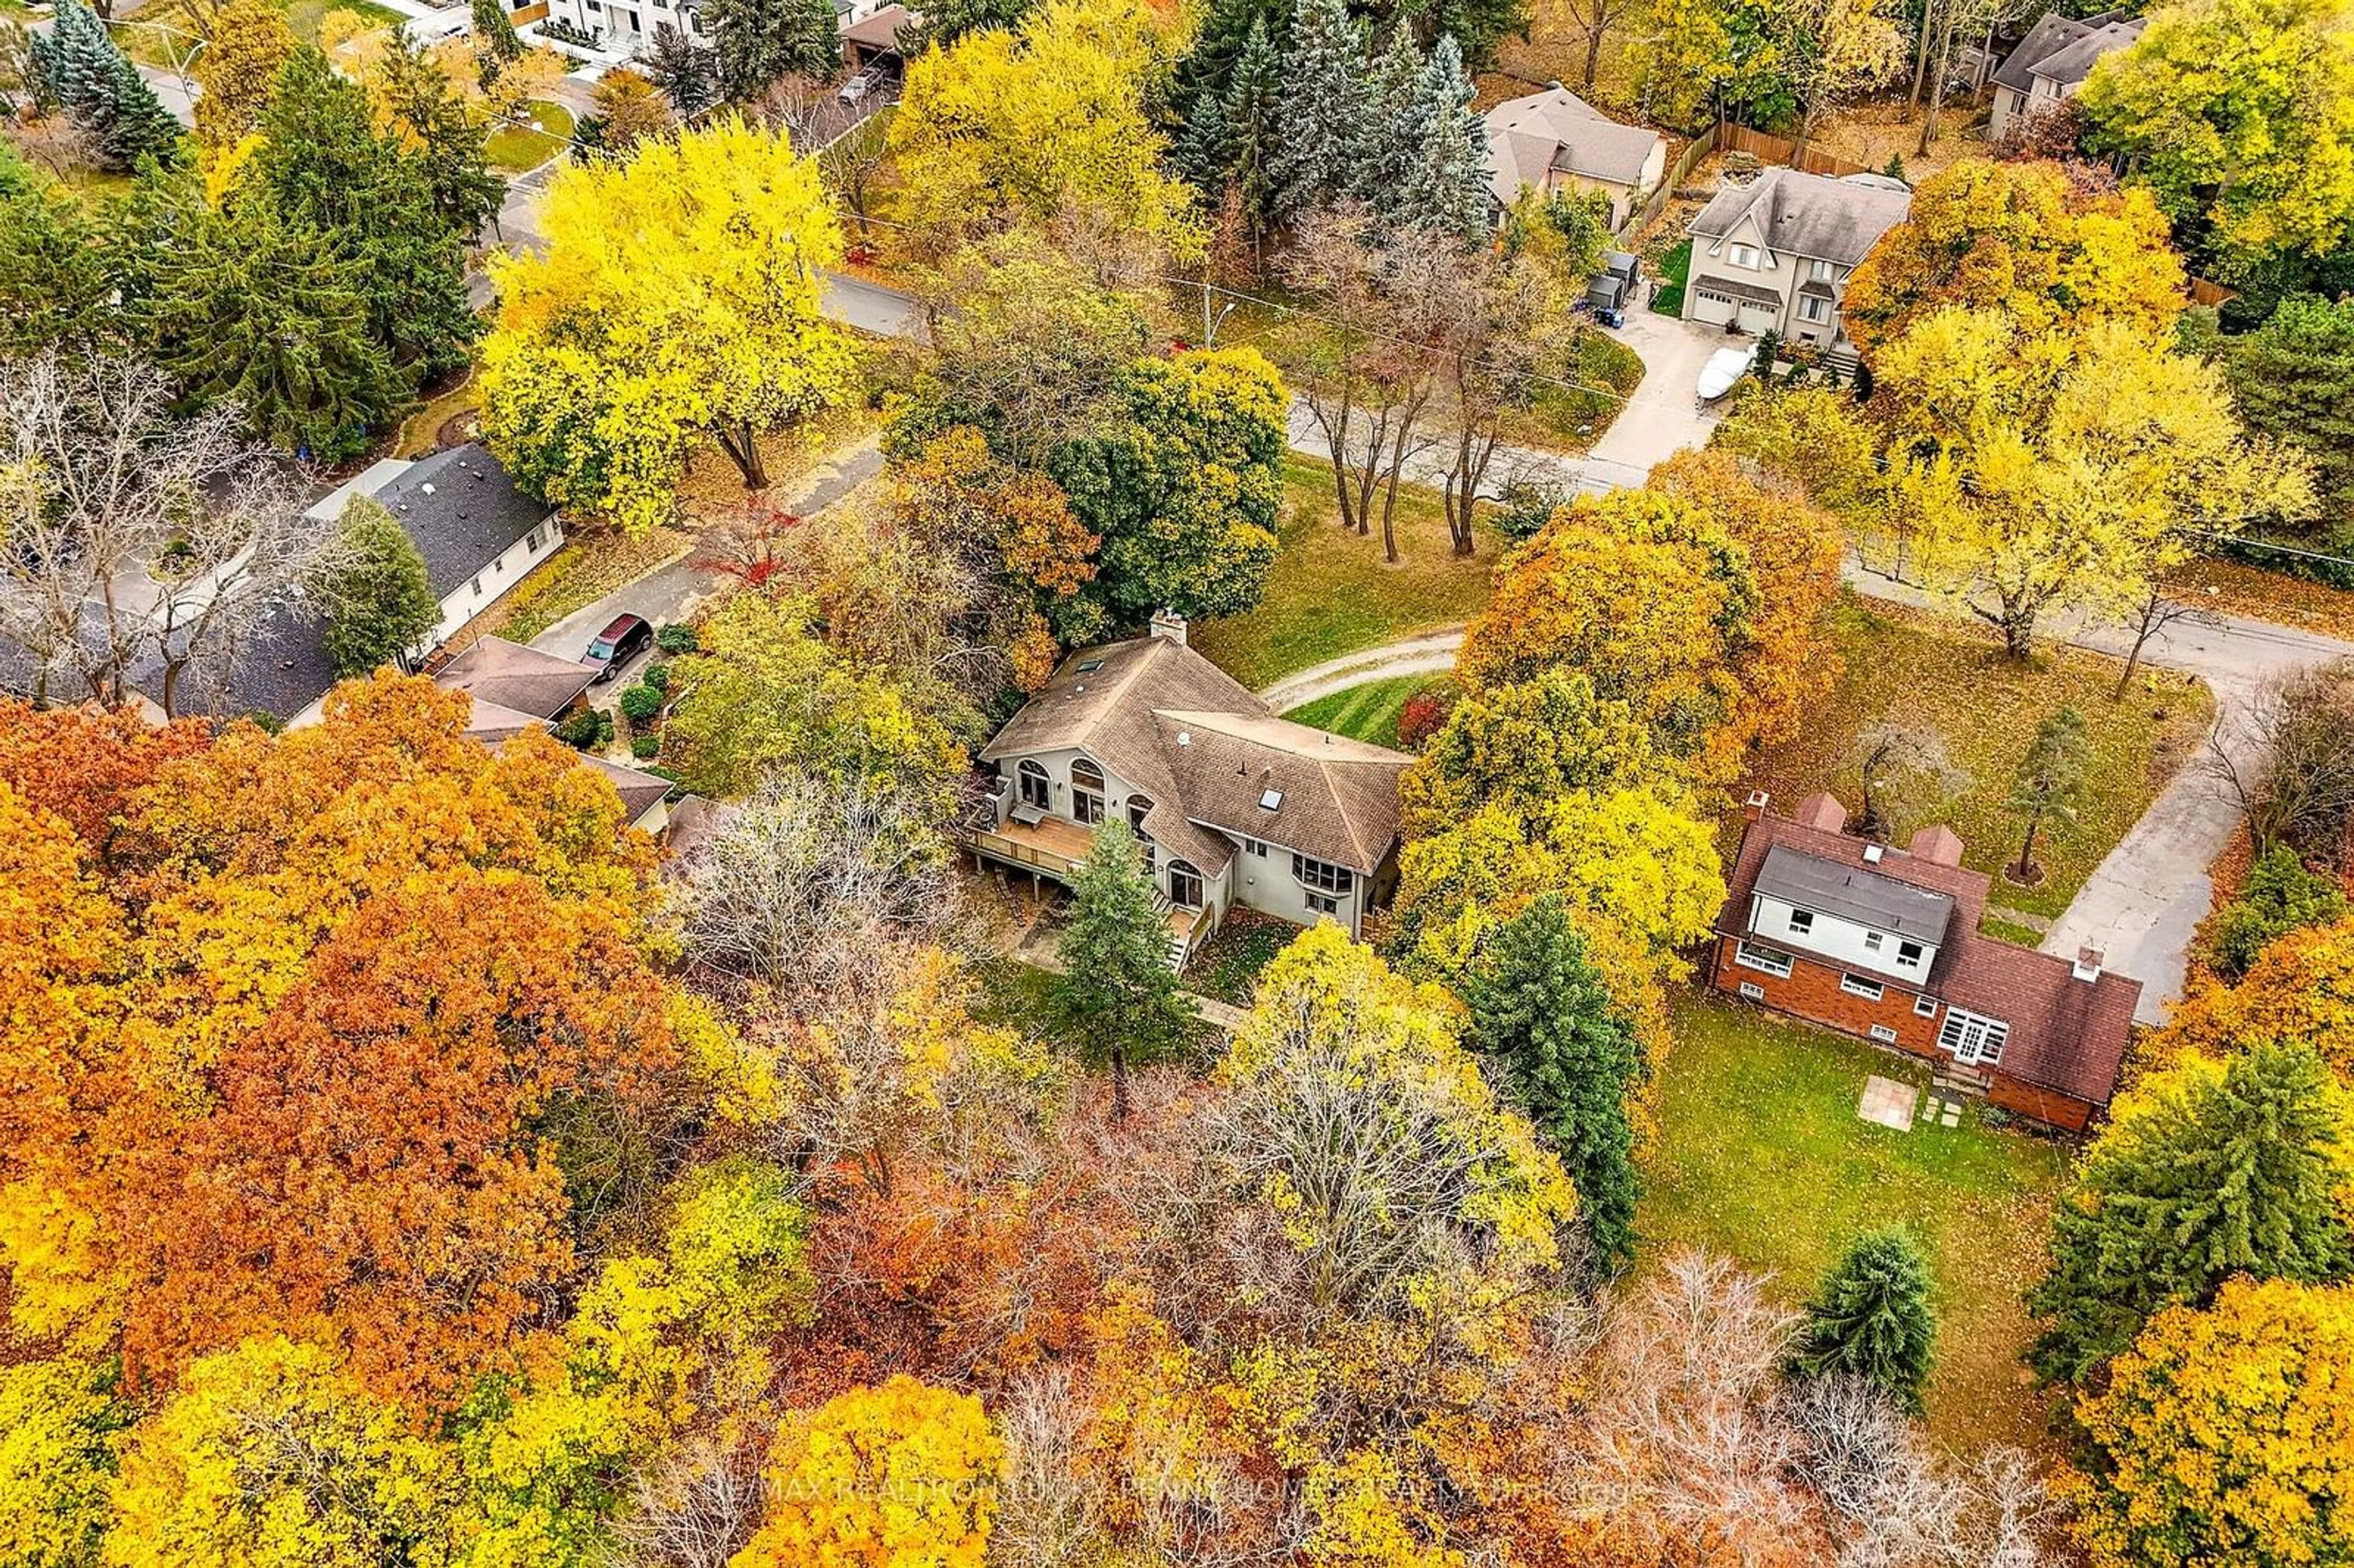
[1482, 86, 1668, 231]
[1681, 167, 1913, 362]
[964, 612, 1411, 967]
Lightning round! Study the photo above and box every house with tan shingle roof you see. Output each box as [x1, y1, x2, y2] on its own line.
[1712, 791, 2142, 1132]
[965, 613, 1411, 966]
[1482, 86, 1669, 231]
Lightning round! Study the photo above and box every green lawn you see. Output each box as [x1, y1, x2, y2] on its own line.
[286, 0, 402, 38]
[1515, 327, 1647, 449]
[1186, 911, 1296, 1008]
[1642, 993, 2071, 1452]
[1188, 457, 1501, 691]
[1743, 595, 2214, 919]
[1281, 674, 1434, 748]
[487, 100, 574, 173]
[1651, 238, 1692, 316]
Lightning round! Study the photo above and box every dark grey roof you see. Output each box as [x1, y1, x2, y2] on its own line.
[371, 444, 552, 602]
[1691, 273, 1785, 307]
[1991, 9, 2142, 92]
[1798, 277, 1837, 297]
[1688, 168, 1913, 268]
[0, 600, 339, 723]
[1753, 842, 1957, 943]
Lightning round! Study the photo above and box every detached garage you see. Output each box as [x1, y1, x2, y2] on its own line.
[1688, 274, 1783, 335]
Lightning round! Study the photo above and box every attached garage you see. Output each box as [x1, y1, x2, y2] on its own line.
[1686, 273, 1785, 336]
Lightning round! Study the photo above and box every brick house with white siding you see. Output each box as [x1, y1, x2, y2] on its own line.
[1710, 791, 2141, 1132]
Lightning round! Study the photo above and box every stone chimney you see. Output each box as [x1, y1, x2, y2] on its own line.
[2072, 946, 2105, 984]
[1743, 789, 1771, 823]
[1148, 609, 1188, 646]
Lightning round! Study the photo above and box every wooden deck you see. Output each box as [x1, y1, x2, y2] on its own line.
[964, 815, 1095, 881]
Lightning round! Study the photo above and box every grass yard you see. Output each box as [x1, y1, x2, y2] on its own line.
[1188, 456, 1501, 690]
[1650, 238, 1692, 315]
[1642, 993, 2071, 1452]
[285, 0, 403, 38]
[1186, 911, 1296, 1008]
[1281, 674, 1434, 748]
[1746, 595, 2213, 919]
[487, 101, 574, 173]
[475, 522, 694, 644]
[1514, 327, 1647, 449]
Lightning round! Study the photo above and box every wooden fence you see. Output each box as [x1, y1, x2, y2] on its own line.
[1715, 123, 1878, 179]
[1614, 126, 1719, 243]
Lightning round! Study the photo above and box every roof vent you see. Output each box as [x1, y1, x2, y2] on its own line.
[1259, 788, 1283, 811]
[421, 482, 436, 495]
[1176, 731, 1190, 747]
[1075, 659, 1103, 675]
[1862, 843, 1884, 864]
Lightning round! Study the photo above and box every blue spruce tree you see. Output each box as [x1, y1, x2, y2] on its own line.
[31, 0, 180, 172]
[1388, 34, 1490, 241]
[1353, 25, 1425, 221]
[1271, 0, 1369, 219]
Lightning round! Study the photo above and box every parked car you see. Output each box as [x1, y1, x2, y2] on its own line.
[839, 67, 884, 105]
[582, 613, 653, 682]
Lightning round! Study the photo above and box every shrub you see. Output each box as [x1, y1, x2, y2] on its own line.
[619, 685, 664, 726]
[656, 623, 699, 655]
[1396, 683, 1457, 750]
[630, 733, 661, 760]
[555, 707, 611, 750]
[2204, 844, 2348, 980]
[644, 661, 671, 693]
[1493, 479, 1570, 542]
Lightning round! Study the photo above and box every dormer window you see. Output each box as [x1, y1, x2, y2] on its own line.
[1730, 243, 1759, 268]
[1787, 909, 1815, 935]
[1863, 931, 1884, 952]
[1897, 940, 1924, 970]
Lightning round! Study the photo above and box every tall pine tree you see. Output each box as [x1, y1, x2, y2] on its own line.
[646, 21, 717, 115]
[1789, 1228, 1939, 1413]
[0, 141, 113, 352]
[1054, 820, 1198, 1121]
[1354, 24, 1425, 219]
[1272, 0, 1369, 219]
[706, 0, 839, 101]
[1180, 17, 1282, 244]
[31, 0, 180, 172]
[1175, 0, 1289, 131]
[2027, 1038, 2354, 1383]
[371, 29, 502, 238]
[1462, 895, 1644, 1272]
[1387, 32, 1489, 240]
[313, 497, 440, 676]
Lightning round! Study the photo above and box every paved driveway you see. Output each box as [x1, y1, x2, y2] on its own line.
[1585, 309, 1731, 476]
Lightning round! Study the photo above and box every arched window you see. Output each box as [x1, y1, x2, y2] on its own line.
[1167, 858, 1204, 911]
[1071, 758, 1106, 826]
[1017, 759, 1050, 810]
[1127, 793, 1154, 833]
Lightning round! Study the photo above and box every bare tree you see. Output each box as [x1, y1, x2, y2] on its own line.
[1431, 250, 1553, 558]
[603, 1436, 766, 1568]
[1910, 0, 2025, 155]
[677, 769, 963, 994]
[1848, 719, 1968, 840]
[1279, 207, 1447, 563]
[991, 1369, 1109, 1568]
[1534, 0, 1644, 91]
[0, 352, 340, 717]
[2207, 659, 2354, 861]
[2111, 576, 2219, 702]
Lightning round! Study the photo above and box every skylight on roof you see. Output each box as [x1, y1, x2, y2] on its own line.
[1075, 659, 1103, 674]
[1259, 788, 1283, 811]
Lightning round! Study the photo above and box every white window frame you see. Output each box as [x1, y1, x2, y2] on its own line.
[1304, 890, 1339, 916]
[1913, 993, 1938, 1018]
[1730, 242, 1759, 268]
[1016, 759, 1050, 810]
[1869, 1024, 1899, 1043]
[1809, 257, 1834, 281]
[1070, 758, 1106, 827]
[1738, 981, 1765, 1000]
[1243, 837, 1267, 857]
[470, 575, 484, 598]
[1840, 973, 1885, 1001]
[1862, 931, 1884, 953]
[1167, 858, 1204, 911]
[1799, 294, 1829, 324]
[1786, 908, 1815, 936]
[1896, 940, 1925, 972]
[1734, 941, 1794, 979]
[1938, 1007, 2010, 1065]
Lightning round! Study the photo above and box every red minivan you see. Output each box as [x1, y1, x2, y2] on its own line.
[583, 613, 653, 683]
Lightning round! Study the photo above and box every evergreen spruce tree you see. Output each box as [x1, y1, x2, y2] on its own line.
[372, 29, 501, 238]
[1175, 0, 1287, 131]
[1271, 0, 1370, 219]
[1219, 17, 1283, 242]
[313, 497, 440, 676]
[1354, 25, 1425, 220]
[32, 0, 180, 172]
[0, 141, 113, 352]
[2006, 706, 2087, 884]
[1174, 82, 1228, 190]
[646, 21, 717, 116]
[253, 47, 478, 381]
[706, 0, 839, 101]
[1462, 895, 1644, 1272]
[139, 177, 400, 461]
[1054, 820, 1198, 1121]
[2027, 1039, 2354, 1383]
[470, 0, 525, 66]
[1790, 1228, 1939, 1413]
[1388, 32, 1487, 240]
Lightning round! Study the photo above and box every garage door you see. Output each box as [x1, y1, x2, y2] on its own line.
[1689, 288, 1736, 327]
[1737, 299, 1778, 334]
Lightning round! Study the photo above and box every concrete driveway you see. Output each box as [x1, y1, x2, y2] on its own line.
[1585, 309, 1733, 476]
